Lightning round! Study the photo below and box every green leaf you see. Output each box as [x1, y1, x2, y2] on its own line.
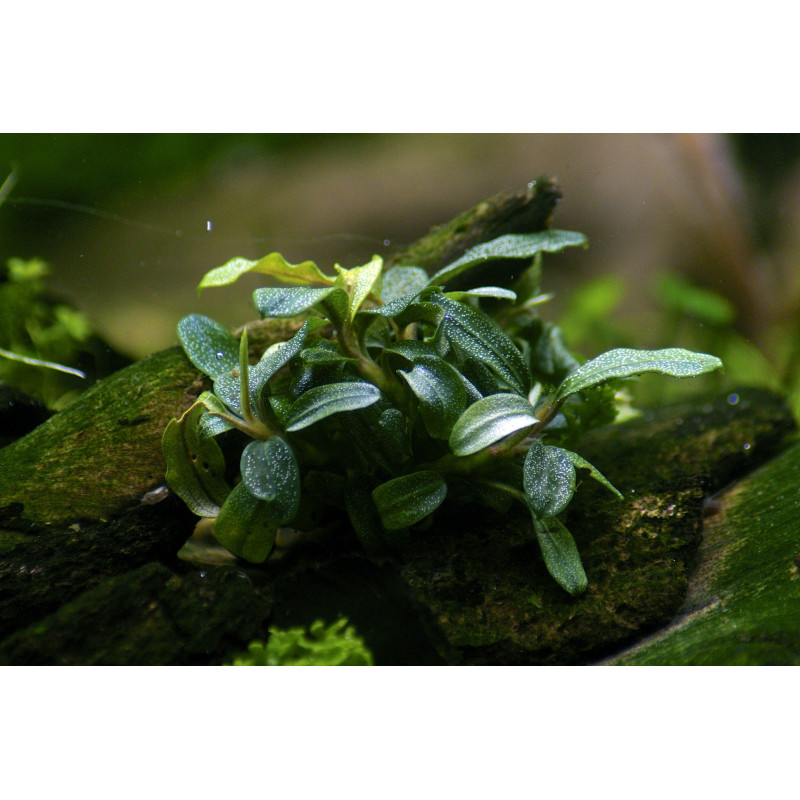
[523, 440, 576, 518]
[559, 448, 623, 499]
[382, 339, 440, 366]
[214, 482, 278, 563]
[285, 381, 381, 431]
[380, 265, 429, 303]
[198, 252, 334, 291]
[239, 437, 300, 524]
[177, 314, 239, 380]
[300, 346, 358, 366]
[427, 230, 588, 287]
[449, 393, 538, 456]
[316, 287, 350, 331]
[253, 286, 338, 318]
[555, 347, 724, 402]
[335, 255, 383, 321]
[444, 286, 517, 302]
[533, 518, 588, 596]
[398, 355, 467, 438]
[249, 320, 311, 399]
[162, 402, 231, 517]
[371, 471, 447, 530]
[432, 294, 531, 394]
[345, 478, 389, 555]
[197, 390, 237, 437]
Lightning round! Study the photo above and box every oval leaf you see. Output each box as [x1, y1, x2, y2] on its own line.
[427, 230, 588, 287]
[177, 314, 239, 380]
[433, 294, 531, 395]
[398, 355, 467, 439]
[533, 518, 588, 596]
[253, 286, 337, 318]
[214, 482, 278, 563]
[449, 393, 538, 456]
[285, 381, 381, 431]
[523, 440, 576, 519]
[371, 471, 447, 530]
[240, 437, 300, 524]
[380, 265, 429, 303]
[162, 402, 230, 517]
[555, 347, 724, 402]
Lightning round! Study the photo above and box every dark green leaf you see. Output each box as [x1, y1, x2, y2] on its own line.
[249, 320, 311, 401]
[533, 518, 588, 596]
[559, 448, 623, 499]
[382, 339, 440, 366]
[432, 294, 531, 394]
[214, 482, 278, 563]
[162, 402, 230, 517]
[427, 231, 588, 287]
[177, 314, 239, 380]
[315, 287, 350, 331]
[449, 393, 537, 456]
[398, 355, 467, 438]
[253, 286, 338, 318]
[523, 440, 576, 518]
[555, 347, 724, 403]
[285, 381, 381, 431]
[239, 437, 300, 523]
[345, 478, 389, 555]
[371, 471, 447, 530]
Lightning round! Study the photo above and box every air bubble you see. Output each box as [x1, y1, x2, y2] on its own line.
[215, 352, 225, 360]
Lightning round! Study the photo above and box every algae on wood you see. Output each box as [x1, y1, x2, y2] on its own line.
[602, 437, 800, 665]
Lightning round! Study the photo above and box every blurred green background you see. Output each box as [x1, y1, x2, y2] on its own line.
[2, 133, 800, 414]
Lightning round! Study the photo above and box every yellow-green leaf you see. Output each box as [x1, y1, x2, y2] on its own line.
[198, 253, 335, 291]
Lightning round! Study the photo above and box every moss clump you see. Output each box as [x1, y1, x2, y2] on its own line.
[227, 618, 373, 666]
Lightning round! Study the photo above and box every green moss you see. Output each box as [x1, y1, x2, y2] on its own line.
[607, 439, 800, 665]
[227, 618, 374, 666]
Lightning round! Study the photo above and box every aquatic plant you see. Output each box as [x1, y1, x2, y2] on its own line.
[163, 231, 722, 595]
[227, 618, 374, 666]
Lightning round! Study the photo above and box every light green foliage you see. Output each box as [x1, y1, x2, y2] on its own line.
[163, 231, 722, 595]
[227, 618, 374, 666]
[0, 256, 91, 407]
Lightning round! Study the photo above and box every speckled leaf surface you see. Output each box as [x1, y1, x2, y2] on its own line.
[555, 347, 723, 402]
[239, 437, 300, 524]
[372, 471, 447, 530]
[523, 440, 576, 519]
[449, 393, 537, 456]
[285, 381, 381, 431]
[432, 294, 531, 395]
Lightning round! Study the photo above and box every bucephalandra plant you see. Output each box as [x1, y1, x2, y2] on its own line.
[162, 230, 723, 595]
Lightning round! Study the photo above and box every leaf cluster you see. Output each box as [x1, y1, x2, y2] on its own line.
[163, 233, 723, 595]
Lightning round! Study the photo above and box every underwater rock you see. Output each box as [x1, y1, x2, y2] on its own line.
[0, 560, 270, 665]
[0, 494, 195, 641]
